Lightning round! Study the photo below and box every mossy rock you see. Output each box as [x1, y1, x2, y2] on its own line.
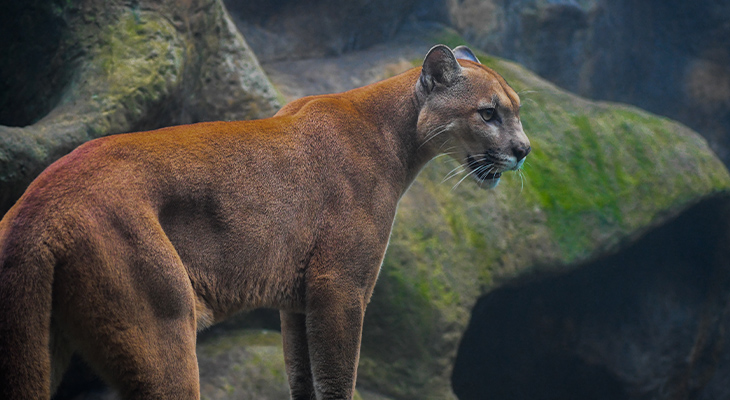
[197, 329, 366, 400]
[197, 329, 289, 400]
[356, 48, 730, 398]
[0, 0, 281, 215]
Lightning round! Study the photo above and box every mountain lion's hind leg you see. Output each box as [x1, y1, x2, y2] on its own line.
[54, 227, 201, 399]
[75, 309, 200, 399]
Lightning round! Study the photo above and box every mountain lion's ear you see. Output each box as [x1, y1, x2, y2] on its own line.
[453, 45, 481, 64]
[419, 44, 462, 94]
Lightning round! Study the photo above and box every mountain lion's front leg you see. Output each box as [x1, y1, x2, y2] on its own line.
[305, 278, 366, 400]
[281, 311, 315, 399]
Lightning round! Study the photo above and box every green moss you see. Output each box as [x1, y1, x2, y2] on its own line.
[197, 329, 367, 399]
[450, 47, 730, 260]
[91, 9, 184, 131]
[197, 329, 291, 399]
[199, 329, 282, 358]
[360, 32, 730, 398]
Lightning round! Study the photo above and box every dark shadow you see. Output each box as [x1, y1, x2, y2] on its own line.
[452, 195, 730, 399]
[0, 0, 73, 127]
[52, 355, 108, 400]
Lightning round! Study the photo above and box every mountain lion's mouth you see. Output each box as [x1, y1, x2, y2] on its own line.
[467, 154, 503, 181]
[476, 170, 502, 180]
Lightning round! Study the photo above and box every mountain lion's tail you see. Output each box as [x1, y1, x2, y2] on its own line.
[0, 207, 57, 399]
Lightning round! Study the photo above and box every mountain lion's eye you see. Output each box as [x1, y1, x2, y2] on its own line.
[479, 108, 496, 122]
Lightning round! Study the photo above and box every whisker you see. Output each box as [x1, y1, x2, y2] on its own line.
[441, 157, 488, 183]
[452, 163, 493, 191]
[439, 147, 458, 156]
[521, 168, 529, 181]
[442, 162, 468, 181]
[442, 165, 469, 183]
[475, 164, 490, 186]
[418, 125, 449, 150]
[452, 167, 480, 191]
[431, 152, 457, 162]
[474, 166, 497, 190]
[437, 139, 455, 154]
[423, 129, 447, 146]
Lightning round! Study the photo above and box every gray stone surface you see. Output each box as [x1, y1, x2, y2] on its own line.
[449, 0, 730, 167]
[0, 0, 280, 215]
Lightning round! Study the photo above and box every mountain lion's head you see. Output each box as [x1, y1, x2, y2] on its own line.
[416, 45, 530, 189]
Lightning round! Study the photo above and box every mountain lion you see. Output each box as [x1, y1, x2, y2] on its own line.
[0, 45, 529, 399]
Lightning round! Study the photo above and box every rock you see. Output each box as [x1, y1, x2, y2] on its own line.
[261, 36, 730, 398]
[356, 48, 730, 398]
[452, 195, 730, 399]
[196, 328, 369, 400]
[0, 0, 280, 215]
[53, 328, 369, 400]
[223, 0, 447, 63]
[196, 329, 290, 400]
[447, 0, 730, 168]
[255, 31, 730, 399]
[6, 1, 730, 397]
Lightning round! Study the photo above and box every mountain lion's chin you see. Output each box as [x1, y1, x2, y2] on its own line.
[478, 176, 500, 189]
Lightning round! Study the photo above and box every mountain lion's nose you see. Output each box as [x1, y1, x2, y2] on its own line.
[513, 145, 531, 161]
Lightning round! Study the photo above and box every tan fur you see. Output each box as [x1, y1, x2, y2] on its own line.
[0, 46, 529, 400]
